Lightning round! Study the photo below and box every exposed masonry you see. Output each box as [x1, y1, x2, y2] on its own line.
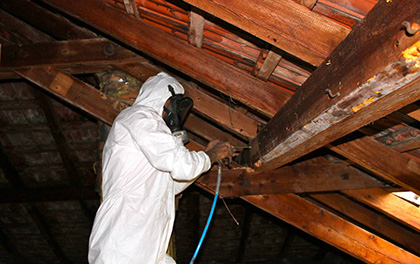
[261, 45, 420, 164]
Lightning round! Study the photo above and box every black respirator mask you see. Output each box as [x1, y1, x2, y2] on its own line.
[163, 85, 193, 145]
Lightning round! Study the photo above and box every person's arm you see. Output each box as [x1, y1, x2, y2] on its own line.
[132, 115, 211, 181]
[173, 140, 235, 194]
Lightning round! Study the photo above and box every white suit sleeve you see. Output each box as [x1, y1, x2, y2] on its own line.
[130, 114, 211, 182]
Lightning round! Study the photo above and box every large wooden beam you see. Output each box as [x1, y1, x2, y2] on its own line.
[329, 135, 420, 195]
[41, 0, 290, 117]
[182, 0, 350, 66]
[244, 194, 420, 263]
[0, 8, 53, 44]
[311, 193, 420, 255]
[0, 0, 96, 40]
[343, 188, 420, 233]
[245, 0, 420, 170]
[1, 38, 139, 69]
[198, 163, 384, 197]
[15, 67, 126, 125]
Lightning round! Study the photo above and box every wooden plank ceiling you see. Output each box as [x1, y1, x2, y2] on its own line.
[0, 0, 420, 263]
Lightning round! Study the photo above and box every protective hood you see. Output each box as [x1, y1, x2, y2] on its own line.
[133, 72, 184, 116]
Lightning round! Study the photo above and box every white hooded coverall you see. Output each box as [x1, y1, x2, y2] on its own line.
[88, 72, 211, 264]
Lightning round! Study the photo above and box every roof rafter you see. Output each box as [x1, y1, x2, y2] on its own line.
[16, 67, 125, 125]
[0, 0, 96, 40]
[329, 135, 420, 195]
[1, 38, 139, 70]
[243, 0, 420, 171]
[41, 0, 290, 117]
[244, 194, 420, 263]
[311, 192, 420, 255]
[198, 163, 384, 197]
[342, 188, 420, 233]
[182, 0, 350, 66]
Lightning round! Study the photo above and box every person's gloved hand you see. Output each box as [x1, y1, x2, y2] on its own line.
[204, 139, 235, 165]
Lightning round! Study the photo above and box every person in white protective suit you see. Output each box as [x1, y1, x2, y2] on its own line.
[88, 72, 234, 264]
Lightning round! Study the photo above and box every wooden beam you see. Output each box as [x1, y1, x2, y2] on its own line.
[342, 188, 420, 233]
[0, 8, 53, 44]
[244, 194, 420, 263]
[182, 0, 349, 66]
[26, 204, 71, 264]
[391, 135, 420, 152]
[329, 136, 420, 195]
[245, 0, 420, 170]
[0, 0, 96, 40]
[295, 0, 318, 10]
[1, 38, 139, 69]
[123, 0, 140, 19]
[234, 207, 252, 263]
[41, 0, 290, 117]
[256, 50, 282, 82]
[33, 90, 82, 186]
[189, 9, 204, 48]
[311, 193, 420, 255]
[0, 228, 29, 264]
[0, 144, 24, 189]
[197, 163, 384, 197]
[15, 67, 126, 125]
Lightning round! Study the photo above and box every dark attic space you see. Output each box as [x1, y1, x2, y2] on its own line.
[0, 0, 420, 263]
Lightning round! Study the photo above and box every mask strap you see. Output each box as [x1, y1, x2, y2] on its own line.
[168, 85, 176, 96]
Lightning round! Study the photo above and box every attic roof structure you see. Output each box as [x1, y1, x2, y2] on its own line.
[0, 0, 420, 263]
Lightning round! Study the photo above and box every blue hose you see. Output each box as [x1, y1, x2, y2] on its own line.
[189, 161, 222, 264]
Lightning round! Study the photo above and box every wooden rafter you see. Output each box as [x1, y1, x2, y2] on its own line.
[182, 0, 350, 66]
[0, 228, 28, 263]
[1, 38, 139, 70]
[123, 0, 140, 19]
[311, 192, 420, 255]
[0, 8, 54, 44]
[0, 144, 24, 189]
[40, 0, 290, 117]
[244, 194, 420, 263]
[198, 163, 384, 197]
[188, 8, 204, 48]
[342, 188, 420, 233]
[256, 49, 283, 82]
[26, 204, 71, 263]
[329, 135, 420, 194]
[244, 0, 420, 171]
[0, 0, 96, 40]
[33, 90, 82, 186]
[15, 67, 125, 125]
